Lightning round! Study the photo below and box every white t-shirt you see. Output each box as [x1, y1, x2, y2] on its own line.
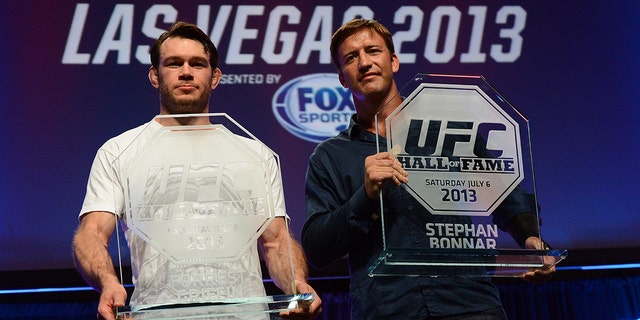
[80, 119, 287, 308]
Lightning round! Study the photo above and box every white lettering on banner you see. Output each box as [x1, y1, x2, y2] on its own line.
[491, 6, 526, 62]
[461, 6, 487, 63]
[196, 5, 232, 51]
[92, 4, 134, 64]
[219, 74, 277, 84]
[295, 6, 333, 64]
[262, 6, 301, 64]
[62, 3, 90, 64]
[62, 3, 527, 65]
[393, 6, 422, 64]
[135, 4, 178, 64]
[425, 6, 461, 63]
[226, 5, 264, 64]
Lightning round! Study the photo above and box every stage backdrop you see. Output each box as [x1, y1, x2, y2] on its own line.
[1, 0, 639, 271]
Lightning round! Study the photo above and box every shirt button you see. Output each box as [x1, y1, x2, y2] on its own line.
[407, 205, 414, 211]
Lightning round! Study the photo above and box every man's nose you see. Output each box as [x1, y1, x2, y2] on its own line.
[358, 54, 372, 69]
[179, 64, 194, 78]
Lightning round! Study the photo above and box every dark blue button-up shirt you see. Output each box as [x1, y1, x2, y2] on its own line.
[302, 116, 535, 319]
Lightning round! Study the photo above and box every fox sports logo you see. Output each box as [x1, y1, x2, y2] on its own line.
[272, 73, 354, 143]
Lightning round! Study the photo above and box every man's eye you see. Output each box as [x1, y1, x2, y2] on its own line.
[190, 60, 209, 68]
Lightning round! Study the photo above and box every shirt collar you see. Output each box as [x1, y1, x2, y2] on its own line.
[345, 114, 361, 140]
[345, 114, 385, 144]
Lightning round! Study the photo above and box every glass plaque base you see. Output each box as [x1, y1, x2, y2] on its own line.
[116, 293, 314, 319]
[369, 248, 568, 277]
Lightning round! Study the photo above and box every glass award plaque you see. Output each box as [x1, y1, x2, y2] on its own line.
[368, 74, 567, 277]
[110, 113, 312, 319]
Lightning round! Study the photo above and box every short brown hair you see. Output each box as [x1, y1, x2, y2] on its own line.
[150, 21, 219, 70]
[330, 19, 395, 70]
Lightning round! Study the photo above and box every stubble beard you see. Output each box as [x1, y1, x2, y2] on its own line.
[159, 83, 211, 115]
[356, 79, 389, 106]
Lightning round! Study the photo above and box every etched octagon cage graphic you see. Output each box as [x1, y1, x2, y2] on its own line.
[385, 74, 528, 217]
[114, 113, 278, 264]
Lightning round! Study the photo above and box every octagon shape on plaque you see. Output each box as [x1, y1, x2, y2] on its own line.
[368, 74, 567, 278]
[386, 76, 524, 216]
[120, 114, 276, 263]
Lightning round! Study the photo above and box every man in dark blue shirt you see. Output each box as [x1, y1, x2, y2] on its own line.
[301, 19, 554, 320]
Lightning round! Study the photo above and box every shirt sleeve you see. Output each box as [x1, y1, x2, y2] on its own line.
[265, 145, 287, 219]
[491, 185, 540, 247]
[301, 146, 379, 268]
[79, 144, 123, 219]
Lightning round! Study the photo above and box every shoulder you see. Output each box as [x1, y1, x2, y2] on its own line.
[310, 131, 351, 159]
[233, 135, 276, 161]
[98, 121, 159, 157]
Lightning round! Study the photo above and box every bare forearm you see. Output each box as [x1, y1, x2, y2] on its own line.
[266, 236, 309, 294]
[261, 218, 309, 294]
[73, 234, 119, 291]
[72, 216, 121, 292]
[278, 240, 309, 294]
[73, 213, 129, 320]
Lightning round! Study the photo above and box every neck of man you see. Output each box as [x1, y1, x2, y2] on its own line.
[355, 90, 402, 137]
[157, 105, 211, 126]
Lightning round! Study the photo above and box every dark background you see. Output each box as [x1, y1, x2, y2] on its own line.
[1, 0, 639, 273]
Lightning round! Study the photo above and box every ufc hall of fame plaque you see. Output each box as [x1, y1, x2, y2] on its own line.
[369, 74, 567, 277]
[110, 113, 312, 319]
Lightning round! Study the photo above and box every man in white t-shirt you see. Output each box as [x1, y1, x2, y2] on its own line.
[72, 21, 322, 320]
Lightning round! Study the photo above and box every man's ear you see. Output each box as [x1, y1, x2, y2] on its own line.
[211, 68, 222, 90]
[391, 53, 400, 73]
[148, 66, 159, 88]
[338, 71, 346, 88]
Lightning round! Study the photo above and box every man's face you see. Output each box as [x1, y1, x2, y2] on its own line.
[150, 37, 220, 114]
[336, 29, 399, 105]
